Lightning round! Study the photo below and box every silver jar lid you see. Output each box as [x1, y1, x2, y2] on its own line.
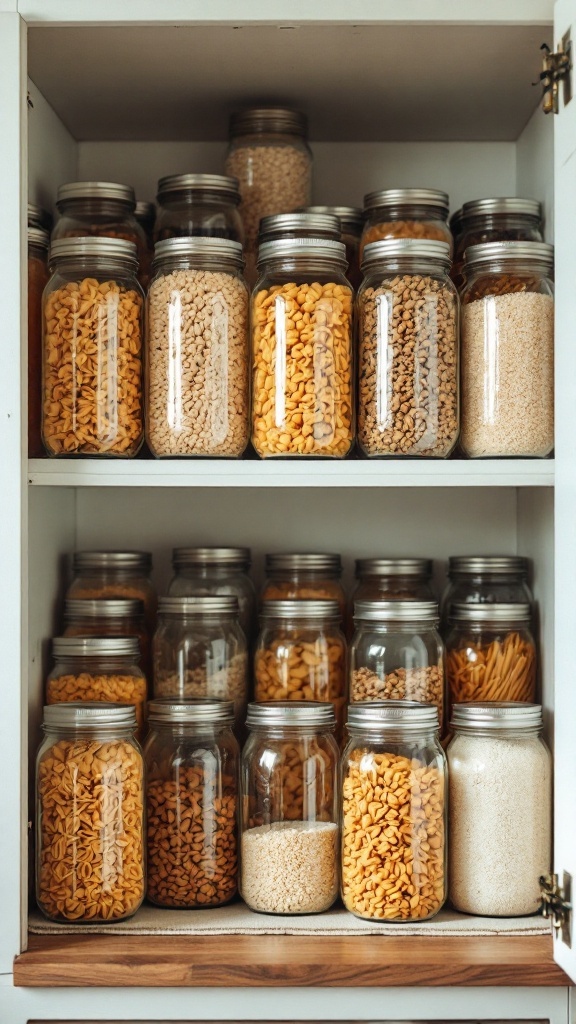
[64, 598, 145, 619]
[52, 636, 140, 658]
[461, 197, 542, 220]
[28, 202, 53, 231]
[43, 701, 137, 730]
[448, 555, 529, 577]
[363, 188, 449, 214]
[347, 700, 439, 731]
[173, 546, 250, 570]
[361, 238, 451, 271]
[356, 557, 432, 578]
[464, 240, 554, 271]
[450, 701, 542, 733]
[157, 174, 240, 204]
[259, 212, 341, 244]
[257, 237, 347, 269]
[148, 697, 235, 725]
[134, 200, 156, 222]
[49, 237, 138, 270]
[153, 237, 243, 269]
[300, 206, 364, 235]
[449, 602, 531, 623]
[261, 599, 341, 620]
[28, 226, 49, 251]
[265, 553, 342, 574]
[246, 700, 336, 728]
[353, 600, 439, 624]
[158, 596, 239, 616]
[73, 551, 152, 572]
[57, 181, 136, 207]
[230, 107, 307, 137]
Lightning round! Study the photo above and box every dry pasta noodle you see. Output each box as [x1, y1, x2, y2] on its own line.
[447, 631, 535, 704]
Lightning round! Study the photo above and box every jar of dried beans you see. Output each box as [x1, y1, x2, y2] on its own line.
[28, 225, 49, 457]
[146, 237, 249, 457]
[460, 241, 554, 457]
[145, 698, 239, 908]
[360, 188, 451, 260]
[261, 552, 346, 621]
[452, 197, 543, 290]
[446, 603, 536, 713]
[357, 239, 459, 457]
[300, 206, 364, 290]
[441, 555, 533, 629]
[352, 557, 434, 603]
[252, 238, 353, 458]
[36, 702, 145, 922]
[63, 597, 150, 681]
[155, 174, 243, 244]
[42, 238, 144, 457]
[67, 551, 156, 633]
[241, 701, 339, 914]
[341, 701, 447, 921]
[168, 546, 256, 643]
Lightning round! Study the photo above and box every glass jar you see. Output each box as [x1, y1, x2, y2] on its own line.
[67, 550, 156, 633]
[448, 702, 551, 916]
[258, 211, 341, 246]
[63, 597, 150, 680]
[441, 555, 532, 627]
[168, 546, 256, 643]
[28, 226, 49, 458]
[357, 239, 459, 458]
[262, 552, 346, 621]
[361, 188, 452, 260]
[352, 557, 434, 603]
[300, 206, 364, 290]
[145, 698, 239, 908]
[134, 200, 156, 245]
[152, 596, 248, 733]
[446, 603, 536, 711]
[42, 237, 144, 457]
[349, 601, 444, 728]
[341, 701, 447, 921]
[452, 197, 543, 290]
[36, 702, 145, 922]
[252, 238, 354, 458]
[46, 636, 147, 735]
[460, 241, 554, 458]
[155, 173, 243, 247]
[241, 701, 339, 914]
[146, 237, 249, 457]
[225, 107, 312, 286]
[52, 181, 149, 286]
[28, 202, 53, 232]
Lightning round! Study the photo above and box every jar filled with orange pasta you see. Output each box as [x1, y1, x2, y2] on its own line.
[360, 188, 451, 261]
[262, 552, 346, 621]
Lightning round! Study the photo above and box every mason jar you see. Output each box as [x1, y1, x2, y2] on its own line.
[441, 555, 532, 627]
[252, 238, 354, 458]
[460, 241, 554, 458]
[446, 603, 536, 711]
[42, 238, 144, 457]
[262, 552, 346, 621]
[258, 212, 341, 246]
[361, 188, 452, 260]
[357, 239, 459, 458]
[341, 701, 447, 921]
[300, 206, 364, 289]
[448, 702, 551, 916]
[452, 197, 543, 290]
[36, 702, 145, 922]
[146, 238, 249, 457]
[63, 597, 150, 681]
[28, 225, 49, 457]
[154, 174, 243, 244]
[145, 698, 239, 908]
[168, 546, 256, 643]
[241, 701, 339, 914]
[352, 557, 434, 603]
[67, 551, 157, 633]
[28, 202, 53, 232]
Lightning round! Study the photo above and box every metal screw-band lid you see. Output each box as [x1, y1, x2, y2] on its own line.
[259, 212, 341, 244]
[450, 701, 542, 733]
[157, 174, 240, 205]
[153, 237, 243, 269]
[73, 551, 152, 572]
[449, 602, 531, 624]
[347, 700, 439, 731]
[363, 188, 449, 214]
[158, 596, 239, 616]
[300, 206, 364, 235]
[43, 701, 137, 730]
[64, 598, 145, 620]
[28, 203, 53, 232]
[265, 553, 342, 575]
[257, 236, 347, 269]
[28, 227, 49, 251]
[49, 237, 138, 270]
[448, 555, 529, 577]
[353, 600, 439, 624]
[230, 108, 307, 137]
[261, 599, 341, 620]
[464, 240, 554, 271]
[246, 700, 336, 728]
[148, 697, 235, 725]
[173, 547, 250, 570]
[461, 197, 542, 220]
[361, 238, 451, 270]
[52, 636, 140, 658]
[355, 557, 432, 579]
[57, 181, 136, 207]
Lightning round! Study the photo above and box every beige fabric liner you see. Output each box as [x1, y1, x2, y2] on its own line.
[29, 903, 550, 937]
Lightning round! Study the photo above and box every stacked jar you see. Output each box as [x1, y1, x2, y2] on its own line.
[360, 188, 452, 259]
[300, 206, 364, 289]
[168, 546, 256, 644]
[63, 597, 150, 680]
[451, 197, 543, 290]
[441, 555, 532, 626]
[154, 174, 243, 244]
[67, 551, 156, 633]
[262, 553, 346, 622]
[28, 224, 49, 457]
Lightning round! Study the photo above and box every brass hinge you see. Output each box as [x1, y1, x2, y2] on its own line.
[536, 37, 572, 114]
[540, 872, 572, 946]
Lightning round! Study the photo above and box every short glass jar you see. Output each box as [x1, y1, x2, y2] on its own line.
[352, 557, 434, 603]
[446, 603, 536, 711]
[145, 698, 240, 908]
[154, 174, 243, 245]
[252, 238, 354, 458]
[36, 702, 145, 923]
[441, 555, 532, 626]
[241, 701, 339, 914]
[361, 188, 451, 259]
[357, 239, 459, 458]
[460, 241, 554, 458]
[448, 702, 551, 916]
[168, 546, 256, 643]
[63, 597, 150, 680]
[452, 197, 543, 290]
[341, 701, 447, 921]
[28, 225, 49, 458]
[152, 596, 248, 733]
[67, 551, 156, 633]
[262, 552, 346, 621]
[300, 206, 364, 289]
[42, 237, 144, 457]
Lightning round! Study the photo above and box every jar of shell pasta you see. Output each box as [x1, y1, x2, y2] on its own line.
[360, 188, 451, 260]
[67, 551, 156, 633]
[36, 702, 145, 922]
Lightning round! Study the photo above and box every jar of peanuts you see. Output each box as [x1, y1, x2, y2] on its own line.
[357, 238, 459, 458]
[441, 555, 533, 629]
[168, 547, 256, 644]
[341, 701, 447, 921]
[36, 702, 145, 923]
[154, 174, 244, 244]
[360, 188, 451, 261]
[261, 552, 346, 622]
[28, 225, 49, 457]
[145, 698, 240, 908]
[241, 701, 339, 914]
[299, 206, 364, 290]
[352, 557, 434, 603]
[153, 596, 248, 735]
[252, 238, 354, 458]
[460, 241, 554, 458]
[42, 238, 144, 457]
[350, 601, 445, 729]
[63, 597, 150, 681]
[446, 603, 536, 713]
[67, 551, 156, 633]
[146, 237, 249, 458]
[452, 197, 543, 291]
[46, 636, 148, 736]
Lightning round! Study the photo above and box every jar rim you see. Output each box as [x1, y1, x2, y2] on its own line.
[355, 557, 432, 578]
[158, 595, 239, 617]
[259, 212, 341, 244]
[73, 550, 152, 572]
[28, 226, 49, 251]
[157, 173, 240, 205]
[450, 701, 542, 732]
[363, 188, 449, 214]
[134, 200, 156, 220]
[229, 107, 307, 137]
[148, 697, 235, 725]
[153, 236, 244, 269]
[347, 699, 439, 731]
[361, 238, 451, 270]
[49, 236, 138, 270]
[461, 197, 542, 220]
[257, 236, 347, 269]
[52, 636, 140, 658]
[353, 600, 439, 624]
[28, 202, 53, 231]
[173, 546, 250, 570]
[246, 700, 336, 728]
[448, 555, 528, 577]
[464, 240, 554, 271]
[265, 552, 341, 574]
[57, 181, 135, 207]
[449, 602, 532, 624]
[260, 599, 341, 620]
[42, 701, 137, 730]
[299, 205, 364, 234]
[64, 598, 145, 619]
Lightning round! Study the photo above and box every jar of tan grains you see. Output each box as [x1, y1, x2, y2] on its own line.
[452, 197, 543, 291]
[168, 546, 256, 644]
[154, 174, 243, 245]
[67, 551, 156, 633]
[28, 225, 49, 458]
[299, 206, 364, 289]
[36, 702, 145, 923]
[341, 701, 447, 921]
[241, 701, 339, 914]
[262, 552, 346, 622]
[63, 597, 150, 681]
[360, 188, 452, 261]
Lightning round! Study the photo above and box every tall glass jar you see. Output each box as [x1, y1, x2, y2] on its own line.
[63, 597, 150, 680]
[252, 238, 353, 458]
[446, 603, 536, 711]
[225, 108, 312, 286]
[241, 701, 339, 914]
[352, 557, 434, 603]
[145, 698, 239, 908]
[155, 174, 243, 244]
[168, 547, 256, 643]
[341, 701, 447, 921]
[448, 702, 551, 916]
[262, 552, 346, 621]
[357, 239, 459, 458]
[36, 702, 145, 922]
[42, 238, 144, 457]
[28, 225, 49, 458]
[300, 206, 364, 289]
[258, 212, 341, 246]
[152, 596, 248, 733]
[441, 555, 532, 627]
[361, 188, 451, 259]
[460, 241, 554, 458]
[452, 197, 543, 290]
[67, 550, 156, 633]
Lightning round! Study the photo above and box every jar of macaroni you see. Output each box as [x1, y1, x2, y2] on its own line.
[441, 555, 532, 628]
[262, 552, 346, 621]
[63, 597, 150, 680]
[28, 225, 49, 457]
[168, 547, 256, 643]
[352, 557, 434, 603]
[452, 197, 543, 290]
[155, 174, 243, 244]
[67, 551, 156, 633]
[361, 188, 451, 260]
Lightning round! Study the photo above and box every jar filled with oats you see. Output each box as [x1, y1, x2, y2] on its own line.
[357, 239, 459, 458]
[147, 237, 249, 457]
[168, 547, 256, 643]
[360, 188, 451, 261]
[241, 701, 339, 914]
[452, 197, 543, 291]
[36, 702, 145, 922]
[262, 552, 346, 620]
[155, 174, 243, 244]
[252, 238, 354, 458]
[299, 206, 364, 289]
[28, 225, 49, 457]
[460, 241, 554, 458]
[352, 557, 434, 603]
[341, 701, 447, 921]
[63, 598, 150, 680]
[145, 698, 240, 908]
[441, 555, 533, 629]
[42, 238, 144, 457]
[67, 551, 156, 633]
